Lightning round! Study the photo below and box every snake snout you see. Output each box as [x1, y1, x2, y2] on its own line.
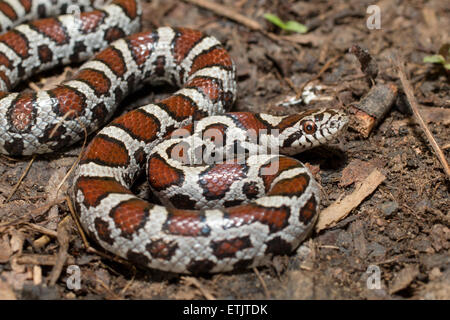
[329, 119, 338, 129]
[330, 111, 349, 132]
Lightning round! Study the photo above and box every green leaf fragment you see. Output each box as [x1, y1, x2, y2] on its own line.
[423, 54, 445, 64]
[263, 13, 308, 34]
[283, 21, 308, 33]
[263, 14, 286, 29]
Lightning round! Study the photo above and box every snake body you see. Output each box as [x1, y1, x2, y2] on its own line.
[0, 0, 348, 273]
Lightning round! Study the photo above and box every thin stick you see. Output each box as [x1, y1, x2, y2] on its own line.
[25, 223, 58, 238]
[55, 117, 88, 197]
[183, 0, 262, 31]
[66, 195, 90, 249]
[181, 276, 216, 300]
[296, 54, 342, 99]
[183, 0, 305, 46]
[253, 267, 271, 299]
[6, 155, 36, 202]
[49, 215, 71, 286]
[120, 271, 136, 296]
[30, 198, 65, 216]
[394, 58, 450, 178]
[49, 110, 76, 139]
[65, 195, 134, 268]
[16, 254, 77, 266]
[0, 154, 20, 162]
[283, 77, 303, 97]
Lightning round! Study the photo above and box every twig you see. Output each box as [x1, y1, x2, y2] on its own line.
[318, 245, 340, 250]
[66, 195, 134, 268]
[181, 276, 216, 300]
[25, 222, 58, 238]
[183, 0, 290, 44]
[66, 195, 90, 249]
[95, 278, 122, 300]
[296, 54, 342, 99]
[349, 44, 378, 84]
[49, 110, 76, 139]
[283, 77, 303, 97]
[49, 215, 72, 286]
[348, 83, 398, 138]
[0, 154, 21, 162]
[33, 265, 42, 285]
[6, 155, 36, 202]
[55, 116, 88, 197]
[33, 235, 51, 249]
[394, 57, 450, 179]
[30, 198, 65, 216]
[15, 254, 77, 266]
[253, 267, 271, 299]
[28, 82, 40, 92]
[120, 271, 136, 296]
[183, 0, 262, 31]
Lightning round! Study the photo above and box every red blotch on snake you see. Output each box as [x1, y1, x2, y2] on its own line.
[225, 204, 290, 233]
[299, 195, 317, 224]
[0, 30, 29, 58]
[9, 92, 35, 131]
[110, 199, 151, 237]
[80, 11, 105, 34]
[261, 157, 301, 191]
[199, 163, 246, 199]
[0, 2, 17, 22]
[30, 18, 68, 44]
[76, 177, 132, 208]
[148, 155, 184, 191]
[112, 109, 160, 142]
[76, 68, 111, 96]
[48, 86, 87, 118]
[83, 135, 130, 167]
[95, 47, 127, 77]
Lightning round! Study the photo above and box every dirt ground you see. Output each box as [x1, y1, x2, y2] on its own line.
[0, 0, 449, 300]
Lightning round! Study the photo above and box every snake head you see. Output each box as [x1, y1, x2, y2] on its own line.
[280, 108, 348, 154]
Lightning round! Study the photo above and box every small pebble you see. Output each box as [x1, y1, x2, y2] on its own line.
[379, 200, 399, 217]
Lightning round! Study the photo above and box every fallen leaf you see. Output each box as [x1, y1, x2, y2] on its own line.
[389, 264, 419, 294]
[0, 235, 12, 263]
[0, 279, 16, 300]
[10, 229, 25, 254]
[316, 169, 386, 232]
[339, 159, 383, 187]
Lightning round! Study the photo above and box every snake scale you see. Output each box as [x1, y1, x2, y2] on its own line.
[0, 0, 348, 273]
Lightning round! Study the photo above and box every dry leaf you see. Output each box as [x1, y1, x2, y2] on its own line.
[0, 235, 12, 263]
[316, 169, 386, 232]
[389, 264, 419, 294]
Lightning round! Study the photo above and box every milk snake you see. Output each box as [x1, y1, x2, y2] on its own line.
[0, 0, 348, 273]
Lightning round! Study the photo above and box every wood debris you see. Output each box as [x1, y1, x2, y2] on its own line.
[316, 169, 386, 232]
[348, 83, 398, 138]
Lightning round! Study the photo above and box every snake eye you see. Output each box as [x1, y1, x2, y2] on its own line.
[303, 120, 317, 134]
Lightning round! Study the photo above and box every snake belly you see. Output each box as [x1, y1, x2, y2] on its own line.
[0, 0, 348, 274]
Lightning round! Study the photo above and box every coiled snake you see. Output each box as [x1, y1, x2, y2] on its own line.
[0, 0, 348, 273]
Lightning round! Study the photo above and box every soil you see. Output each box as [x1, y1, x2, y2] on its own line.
[0, 0, 449, 300]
